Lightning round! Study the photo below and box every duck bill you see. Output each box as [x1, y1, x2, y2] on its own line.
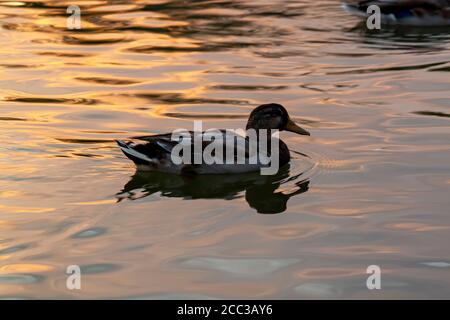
[285, 118, 310, 136]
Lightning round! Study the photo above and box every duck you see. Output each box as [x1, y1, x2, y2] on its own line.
[116, 103, 310, 175]
[343, 0, 450, 26]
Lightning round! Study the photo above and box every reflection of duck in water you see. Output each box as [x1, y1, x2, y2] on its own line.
[116, 166, 310, 214]
[343, 0, 450, 26]
[116, 104, 310, 174]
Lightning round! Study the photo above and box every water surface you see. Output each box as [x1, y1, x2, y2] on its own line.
[0, 0, 450, 299]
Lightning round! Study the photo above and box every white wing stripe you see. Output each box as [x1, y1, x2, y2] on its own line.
[119, 145, 156, 163]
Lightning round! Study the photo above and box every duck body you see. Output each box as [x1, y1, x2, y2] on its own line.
[343, 0, 450, 26]
[117, 103, 310, 175]
[117, 131, 287, 174]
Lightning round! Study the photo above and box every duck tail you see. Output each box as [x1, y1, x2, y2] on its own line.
[116, 140, 156, 165]
[116, 140, 130, 149]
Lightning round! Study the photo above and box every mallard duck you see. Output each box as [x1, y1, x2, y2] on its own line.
[116, 103, 310, 175]
[343, 0, 450, 26]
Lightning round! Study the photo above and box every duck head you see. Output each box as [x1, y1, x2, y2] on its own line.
[246, 103, 310, 136]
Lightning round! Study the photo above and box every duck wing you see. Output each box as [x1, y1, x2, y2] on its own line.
[130, 130, 250, 161]
[117, 130, 264, 174]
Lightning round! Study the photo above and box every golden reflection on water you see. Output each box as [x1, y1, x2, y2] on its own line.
[0, 0, 450, 299]
[0, 263, 53, 273]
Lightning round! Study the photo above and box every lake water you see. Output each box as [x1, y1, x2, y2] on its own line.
[0, 0, 450, 299]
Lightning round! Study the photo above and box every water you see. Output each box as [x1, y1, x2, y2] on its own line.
[0, 0, 449, 299]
